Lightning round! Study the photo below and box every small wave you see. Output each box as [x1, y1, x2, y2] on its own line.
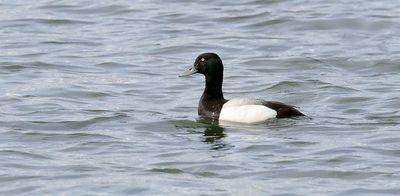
[149, 168, 184, 174]
[95, 62, 133, 69]
[41, 41, 102, 47]
[266, 80, 330, 91]
[218, 11, 271, 23]
[1, 113, 128, 131]
[14, 18, 94, 26]
[293, 18, 400, 32]
[23, 132, 118, 141]
[29, 113, 128, 129]
[265, 169, 386, 180]
[0, 185, 40, 195]
[39, 4, 134, 16]
[42, 89, 112, 99]
[0, 61, 72, 71]
[0, 150, 51, 160]
[318, 85, 359, 92]
[61, 140, 127, 153]
[243, 18, 292, 29]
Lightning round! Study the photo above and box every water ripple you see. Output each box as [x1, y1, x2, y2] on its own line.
[0, 150, 51, 160]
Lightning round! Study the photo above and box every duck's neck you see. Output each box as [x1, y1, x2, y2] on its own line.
[198, 75, 226, 119]
[203, 75, 224, 99]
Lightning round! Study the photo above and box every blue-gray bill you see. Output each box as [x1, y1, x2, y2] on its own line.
[179, 65, 198, 77]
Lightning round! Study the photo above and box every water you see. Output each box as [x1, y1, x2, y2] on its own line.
[1, 0, 400, 195]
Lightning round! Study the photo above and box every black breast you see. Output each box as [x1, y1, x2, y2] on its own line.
[198, 94, 227, 119]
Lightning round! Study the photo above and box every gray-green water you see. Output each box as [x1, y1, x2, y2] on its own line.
[1, 0, 400, 195]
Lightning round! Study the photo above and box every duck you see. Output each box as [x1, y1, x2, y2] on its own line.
[180, 53, 305, 124]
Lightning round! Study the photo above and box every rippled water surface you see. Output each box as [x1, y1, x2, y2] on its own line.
[1, 0, 400, 195]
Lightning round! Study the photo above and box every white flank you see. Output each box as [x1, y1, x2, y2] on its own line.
[219, 99, 277, 124]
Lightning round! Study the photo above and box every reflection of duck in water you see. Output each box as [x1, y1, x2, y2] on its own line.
[203, 124, 225, 144]
[202, 124, 231, 150]
[181, 53, 305, 124]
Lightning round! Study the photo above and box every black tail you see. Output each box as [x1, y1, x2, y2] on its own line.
[262, 101, 305, 118]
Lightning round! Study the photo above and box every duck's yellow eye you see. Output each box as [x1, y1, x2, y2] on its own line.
[200, 58, 205, 62]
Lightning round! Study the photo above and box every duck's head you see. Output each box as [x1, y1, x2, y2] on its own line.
[180, 53, 223, 77]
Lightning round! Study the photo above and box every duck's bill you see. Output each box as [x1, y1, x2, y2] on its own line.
[179, 65, 198, 77]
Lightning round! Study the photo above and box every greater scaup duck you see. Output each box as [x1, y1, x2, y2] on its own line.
[180, 53, 305, 124]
